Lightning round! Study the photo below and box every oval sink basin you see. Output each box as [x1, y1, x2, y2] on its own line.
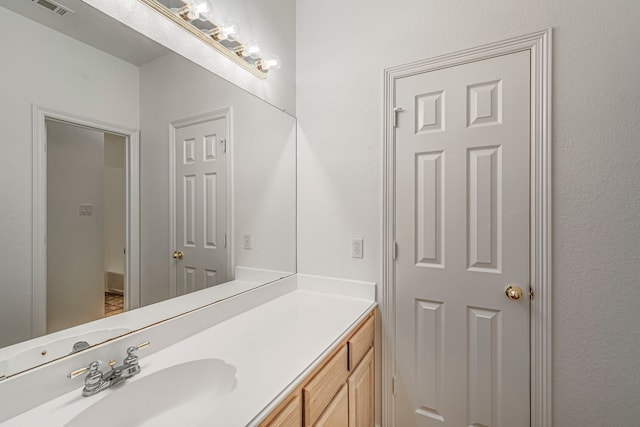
[65, 359, 237, 427]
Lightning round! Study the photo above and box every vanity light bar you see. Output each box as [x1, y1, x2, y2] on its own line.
[138, 0, 276, 79]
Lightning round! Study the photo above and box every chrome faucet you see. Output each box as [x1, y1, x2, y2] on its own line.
[71, 341, 90, 353]
[67, 341, 150, 397]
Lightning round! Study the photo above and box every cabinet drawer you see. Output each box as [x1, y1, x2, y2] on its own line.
[303, 345, 348, 426]
[348, 314, 374, 370]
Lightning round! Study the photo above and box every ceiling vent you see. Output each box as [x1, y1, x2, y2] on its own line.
[31, 0, 74, 17]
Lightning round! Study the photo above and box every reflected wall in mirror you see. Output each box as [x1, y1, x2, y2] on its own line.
[0, 0, 295, 378]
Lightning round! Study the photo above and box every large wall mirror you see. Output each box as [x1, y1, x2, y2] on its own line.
[0, 0, 295, 378]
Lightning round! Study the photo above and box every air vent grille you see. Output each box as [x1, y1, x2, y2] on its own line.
[31, 0, 74, 17]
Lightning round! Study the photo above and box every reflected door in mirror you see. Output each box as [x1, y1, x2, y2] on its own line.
[174, 117, 228, 295]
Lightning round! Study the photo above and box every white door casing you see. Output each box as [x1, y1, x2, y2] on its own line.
[169, 110, 233, 297]
[382, 30, 552, 427]
[32, 105, 141, 337]
[395, 50, 530, 426]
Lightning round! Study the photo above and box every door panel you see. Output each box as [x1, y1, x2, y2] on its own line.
[395, 50, 530, 426]
[348, 348, 375, 427]
[415, 151, 444, 267]
[175, 118, 227, 296]
[414, 299, 444, 422]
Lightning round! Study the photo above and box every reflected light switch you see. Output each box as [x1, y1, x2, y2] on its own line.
[79, 204, 93, 216]
[243, 233, 252, 250]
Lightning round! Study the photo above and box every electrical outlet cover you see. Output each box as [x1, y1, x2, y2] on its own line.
[352, 238, 364, 258]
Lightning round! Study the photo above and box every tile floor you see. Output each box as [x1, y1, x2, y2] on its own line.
[105, 292, 124, 317]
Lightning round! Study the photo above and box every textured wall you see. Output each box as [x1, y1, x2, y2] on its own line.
[296, 0, 640, 425]
[0, 7, 139, 347]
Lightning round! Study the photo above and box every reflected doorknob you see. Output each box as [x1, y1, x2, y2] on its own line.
[505, 285, 523, 301]
[172, 250, 184, 260]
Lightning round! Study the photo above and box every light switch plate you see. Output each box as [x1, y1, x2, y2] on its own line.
[79, 204, 93, 216]
[243, 233, 252, 250]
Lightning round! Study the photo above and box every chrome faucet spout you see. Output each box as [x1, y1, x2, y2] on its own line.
[71, 341, 90, 354]
[67, 341, 150, 397]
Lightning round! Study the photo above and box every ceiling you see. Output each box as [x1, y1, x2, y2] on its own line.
[0, 0, 170, 66]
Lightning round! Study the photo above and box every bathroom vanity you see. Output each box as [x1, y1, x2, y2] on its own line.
[260, 309, 374, 427]
[0, 275, 376, 426]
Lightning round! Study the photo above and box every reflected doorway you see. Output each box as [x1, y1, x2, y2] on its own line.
[45, 120, 126, 333]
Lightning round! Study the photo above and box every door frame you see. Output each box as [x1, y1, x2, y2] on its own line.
[168, 108, 234, 297]
[32, 104, 141, 337]
[382, 30, 552, 426]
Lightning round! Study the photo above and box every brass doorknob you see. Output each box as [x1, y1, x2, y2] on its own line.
[505, 285, 523, 301]
[172, 250, 184, 260]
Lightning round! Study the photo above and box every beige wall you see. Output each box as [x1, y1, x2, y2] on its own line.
[104, 133, 126, 291]
[296, 1, 640, 425]
[46, 121, 105, 333]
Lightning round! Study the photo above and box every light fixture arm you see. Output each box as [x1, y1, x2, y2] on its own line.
[139, 0, 277, 79]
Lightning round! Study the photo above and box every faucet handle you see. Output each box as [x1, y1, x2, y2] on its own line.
[124, 341, 150, 366]
[67, 361, 100, 379]
[121, 341, 150, 378]
[127, 341, 150, 356]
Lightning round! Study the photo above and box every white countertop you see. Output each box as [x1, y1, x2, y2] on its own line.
[0, 265, 294, 379]
[2, 284, 375, 426]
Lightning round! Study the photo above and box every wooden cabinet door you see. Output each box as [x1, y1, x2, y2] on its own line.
[314, 384, 349, 427]
[262, 395, 301, 427]
[348, 348, 374, 427]
[303, 345, 348, 426]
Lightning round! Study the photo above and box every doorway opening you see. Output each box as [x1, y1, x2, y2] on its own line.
[32, 105, 140, 337]
[46, 120, 126, 332]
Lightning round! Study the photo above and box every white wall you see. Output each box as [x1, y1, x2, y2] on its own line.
[139, 52, 296, 306]
[85, 0, 296, 113]
[296, 1, 640, 425]
[0, 0, 297, 348]
[46, 122, 105, 333]
[103, 133, 126, 284]
[0, 7, 139, 347]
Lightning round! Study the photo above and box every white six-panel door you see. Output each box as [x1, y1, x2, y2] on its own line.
[394, 50, 531, 426]
[174, 117, 228, 295]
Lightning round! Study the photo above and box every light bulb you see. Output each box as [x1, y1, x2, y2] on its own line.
[242, 40, 261, 59]
[260, 54, 281, 71]
[220, 20, 240, 42]
[181, 0, 211, 20]
[193, 0, 211, 16]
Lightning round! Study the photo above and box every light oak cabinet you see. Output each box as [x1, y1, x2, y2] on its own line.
[347, 315, 374, 371]
[348, 348, 374, 427]
[303, 345, 349, 425]
[314, 384, 349, 427]
[266, 395, 301, 427]
[260, 310, 375, 427]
